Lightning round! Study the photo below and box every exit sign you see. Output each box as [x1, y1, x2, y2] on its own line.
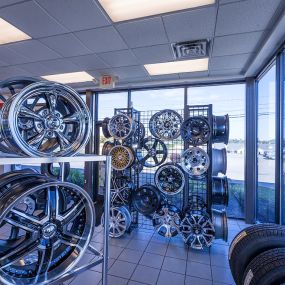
[100, 75, 116, 89]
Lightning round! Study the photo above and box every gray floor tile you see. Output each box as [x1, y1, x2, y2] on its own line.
[70, 270, 101, 285]
[139, 252, 164, 269]
[162, 256, 186, 274]
[212, 265, 235, 284]
[131, 265, 160, 285]
[146, 242, 168, 256]
[211, 253, 230, 268]
[75, 253, 95, 268]
[130, 231, 153, 241]
[118, 248, 144, 264]
[102, 275, 128, 285]
[185, 276, 212, 285]
[169, 237, 187, 248]
[151, 234, 171, 245]
[126, 239, 149, 251]
[128, 281, 146, 285]
[109, 237, 131, 247]
[109, 245, 124, 259]
[210, 244, 229, 256]
[166, 244, 188, 260]
[92, 258, 115, 273]
[188, 249, 210, 265]
[157, 270, 185, 285]
[109, 260, 136, 279]
[186, 261, 212, 280]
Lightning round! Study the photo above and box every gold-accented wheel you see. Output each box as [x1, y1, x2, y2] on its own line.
[109, 145, 134, 171]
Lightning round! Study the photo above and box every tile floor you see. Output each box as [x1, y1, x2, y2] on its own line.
[64, 219, 250, 285]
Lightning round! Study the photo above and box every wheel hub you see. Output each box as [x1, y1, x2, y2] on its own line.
[42, 222, 58, 239]
[46, 115, 61, 129]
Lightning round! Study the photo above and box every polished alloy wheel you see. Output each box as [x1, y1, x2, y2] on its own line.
[0, 178, 95, 285]
[108, 114, 135, 140]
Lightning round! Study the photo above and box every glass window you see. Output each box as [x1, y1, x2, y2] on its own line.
[131, 88, 184, 111]
[98, 92, 128, 120]
[257, 64, 276, 223]
[188, 84, 246, 219]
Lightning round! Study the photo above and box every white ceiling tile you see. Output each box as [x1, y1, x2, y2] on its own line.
[116, 17, 168, 48]
[0, 0, 29, 8]
[0, 46, 30, 65]
[209, 68, 243, 76]
[74, 26, 127, 52]
[112, 66, 148, 79]
[163, 6, 217, 42]
[0, 66, 32, 80]
[39, 58, 83, 75]
[150, 74, 180, 80]
[69, 54, 109, 70]
[99, 50, 139, 67]
[213, 31, 264, 56]
[88, 68, 114, 78]
[216, 0, 282, 36]
[132, 44, 174, 64]
[19, 61, 53, 75]
[179, 71, 209, 79]
[39, 33, 92, 57]
[219, 0, 244, 4]
[0, 1, 67, 38]
[7, 40, 61, 62]
[210, 53, 253, 70]
[35, 0, 110, 32]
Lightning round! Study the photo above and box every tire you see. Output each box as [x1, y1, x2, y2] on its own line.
[242, 248, 285, 285]
[228, 224, 285, 285]
[41, 162, 70, 180]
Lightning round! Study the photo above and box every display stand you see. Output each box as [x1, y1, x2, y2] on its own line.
[0, 154, 112, 285]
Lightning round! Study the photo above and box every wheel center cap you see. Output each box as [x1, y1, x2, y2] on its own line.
[42, 223, 57, 239]
[46, 115, 60, 129]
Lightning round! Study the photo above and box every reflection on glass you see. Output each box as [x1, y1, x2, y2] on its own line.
[188, 84, 246, 219]
[257, 65, 276, 223]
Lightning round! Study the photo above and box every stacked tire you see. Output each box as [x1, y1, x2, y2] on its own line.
[228, 224, 285, 285]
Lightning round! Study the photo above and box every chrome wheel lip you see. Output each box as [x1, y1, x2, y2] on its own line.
[0, 181, 95, 285]
[6, 81, 91, 157]
[149, 109, 183, 141]
[154, 163, 185, 196]
[181, 147, 210, 178]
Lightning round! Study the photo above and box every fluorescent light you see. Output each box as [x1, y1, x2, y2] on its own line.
[0, 18, 31, 45]
[99, 0, 215, 22]
[42, 72, 94, 84]
[144, 58, 209, 75]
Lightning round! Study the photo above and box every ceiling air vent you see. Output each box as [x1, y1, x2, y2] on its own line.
[172, 40, 209, 60]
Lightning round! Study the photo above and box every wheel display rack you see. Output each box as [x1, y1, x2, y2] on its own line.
[0, 154, 112, 285]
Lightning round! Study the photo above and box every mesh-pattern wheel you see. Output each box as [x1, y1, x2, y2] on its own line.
[111, 176, 133, 206]
[0, 81, 91, 157]
[180, 116, 211, 146]
[137, 137, 167, 168]
[149, 110, 183, 140]
[0, 176, 95, 285]
[153, 205, 181, 238]
[180, 210, 215, 249]
[108, 114, 135, 140]
[109, 145, 134, 171]
[103, 206, 131, 238]
[154, 163, 185, 196]
[181, 147, 210, 179]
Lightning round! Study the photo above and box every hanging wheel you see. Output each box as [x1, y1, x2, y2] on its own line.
[109, 145, 134, 171]
[110, 176, 133, 206]
[149, 109, 183, 140]
[108, 114, 135, 140]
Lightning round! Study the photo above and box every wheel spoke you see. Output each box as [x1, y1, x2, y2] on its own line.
[59, 200, 84, 225]
[45, 92, 58, 114]
[35, 247, 54, 277]
[62, 112, 80, 124]
[27, 131, 46, 149]
[55, 131, 71, 149]
[19, 106, 43, 121]
[0, 236, 39, 268]
[47, 186, 59, 220]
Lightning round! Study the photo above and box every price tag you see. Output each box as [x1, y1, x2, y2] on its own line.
[100, 75, 116, 89]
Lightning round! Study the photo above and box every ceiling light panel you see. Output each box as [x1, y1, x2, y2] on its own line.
[99, 0, 215, 22]
[0, 18, 31, 45]
[42, 72, 94, 84]
[144, 58, 209, 75]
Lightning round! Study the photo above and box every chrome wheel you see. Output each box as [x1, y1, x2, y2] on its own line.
[213, 148, 227, 175]
[180, 210, 215, 249]
[181, 147, 210, 179]
[152, 205, 181, 238]
[180, 116, 211, 146]
[108, 114, 135, 140]
[111, 176, 133, 206]
[1, 81, 91, 157]
[212, 176, 229, 206]
[213, 115, 230, 145]
[154, 163, 185, 196]
[0, 178, 95, 285]
[149, 110, 183, 140]
[104, 206, 131, 238]
[212, 208, 228, 242]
